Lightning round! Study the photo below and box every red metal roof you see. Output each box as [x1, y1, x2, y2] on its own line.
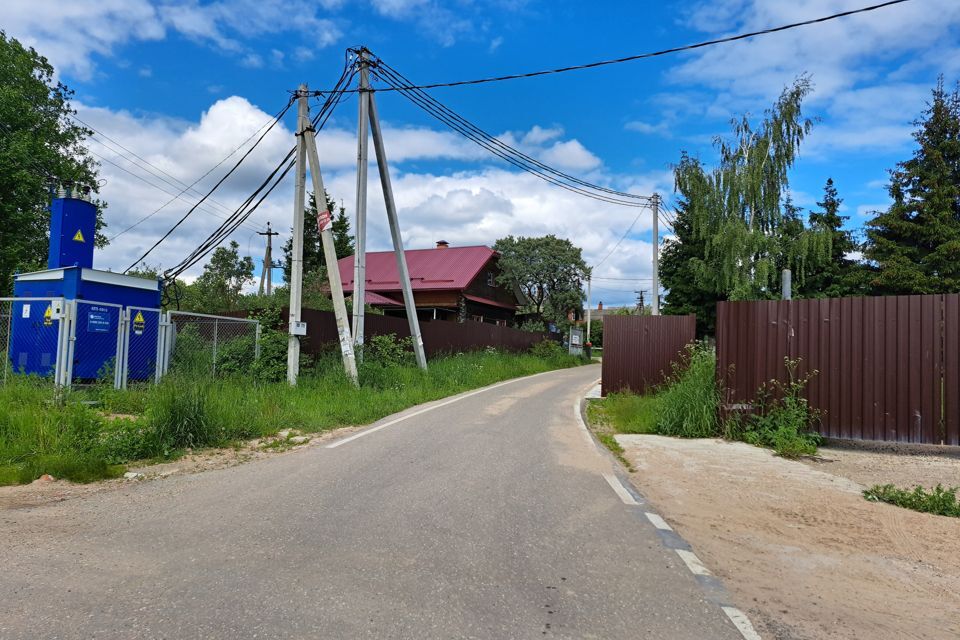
[338, 246, 497, 293]
[364, 291, 403, 306]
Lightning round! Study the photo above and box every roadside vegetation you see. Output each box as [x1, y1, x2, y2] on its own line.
[863, 484, 960, 518]
[0, 335, 582, 486]
[587, 343, 822, 459]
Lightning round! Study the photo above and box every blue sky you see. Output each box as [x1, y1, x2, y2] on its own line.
[3, 0, 959, 306]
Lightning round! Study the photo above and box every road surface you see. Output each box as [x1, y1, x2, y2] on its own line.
[0, 364, 742, 639]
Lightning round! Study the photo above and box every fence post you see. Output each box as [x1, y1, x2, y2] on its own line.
[64, 300, 77, 391]
[212, 318, 218, 377]
[114, 308, 127, 390]
[254, 321, 261, 361]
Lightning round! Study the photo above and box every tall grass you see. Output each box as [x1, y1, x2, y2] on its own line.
[655, 343, 721, 438]
[0, 347, 581, 485]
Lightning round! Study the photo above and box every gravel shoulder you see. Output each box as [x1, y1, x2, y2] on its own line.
[617, 434, 960, 640]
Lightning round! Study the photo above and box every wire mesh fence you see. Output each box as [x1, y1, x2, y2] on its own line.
[164, 311, 260, 378]
[1, 297, 68, 388]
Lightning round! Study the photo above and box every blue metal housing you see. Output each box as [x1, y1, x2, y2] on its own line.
[9, 195, 162, 382]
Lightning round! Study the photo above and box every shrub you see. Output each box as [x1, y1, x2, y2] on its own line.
[530, 339, 564, 360]
[364, 333, 414, 367]
[656, 343, 721, 438]
[730, 358, 822, 457]
[864, 484, 960, 517]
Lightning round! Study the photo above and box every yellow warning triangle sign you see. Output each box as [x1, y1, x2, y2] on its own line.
[133, 311, 145, 324]
[72, 229, 85, 243]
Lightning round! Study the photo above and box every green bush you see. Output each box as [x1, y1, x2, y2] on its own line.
[364, 333, 415, 368]
[656, 343, 721, 438]
[729, 358, 822, 457]
[529, 339, 564, 360]
[864, 484, 960, 517]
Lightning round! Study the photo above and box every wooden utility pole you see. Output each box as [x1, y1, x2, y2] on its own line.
[651, 193, 660, 316]
[367, 78, 428, 369]
[301, 95, 359, 384]
[286, 85, 308, 386]
[257, 222, 278, 296]
[352, 49, 371, 354]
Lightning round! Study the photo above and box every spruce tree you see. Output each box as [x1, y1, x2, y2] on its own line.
[865, 78, 960, 294]
[796, 179, 862, 298]
[282, 190, 353, 283]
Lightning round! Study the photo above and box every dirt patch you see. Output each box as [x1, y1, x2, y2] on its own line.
[617, 435, 960, 640]
[0, 426, 361, 512]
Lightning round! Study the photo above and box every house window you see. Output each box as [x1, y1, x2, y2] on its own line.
[486, 271, 494, 286]
[495, 319, 507, 327]
[472, 314, 484, 323]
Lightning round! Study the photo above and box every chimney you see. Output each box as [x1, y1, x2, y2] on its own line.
[436, 240, 450, 249]
[598, 301, 603, 311]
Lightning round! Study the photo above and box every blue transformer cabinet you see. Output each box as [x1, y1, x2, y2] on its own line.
[9, 189, 162, 383]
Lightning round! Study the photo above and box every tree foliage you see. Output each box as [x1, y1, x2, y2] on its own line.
[674, 78, 830, 301]
[864, 78, 960, 295]
[795, 179, 864, 298]
[0, 32, 107, 293]
[493, 234, 589, 326]
[180, 241, 254, 312]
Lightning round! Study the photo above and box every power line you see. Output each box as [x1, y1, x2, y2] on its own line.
[373, 60, 651, 207]
[125, 96, 296, 272]
[361, 1, 911, 92]
[105, 106, 290, 240]
[592, 202, 656, 269]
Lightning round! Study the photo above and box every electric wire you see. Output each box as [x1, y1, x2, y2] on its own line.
[124, 96, 296, 273]
[159, 63, 356, 286]
[372, 61, 651, 207]
[362, 1, 912, 92]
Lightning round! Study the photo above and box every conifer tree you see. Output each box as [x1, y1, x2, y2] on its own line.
[865, 78, 960, 294]
[796, 179, 863, 298]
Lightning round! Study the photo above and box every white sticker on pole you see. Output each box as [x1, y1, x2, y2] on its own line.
[317, 210, 332, 232]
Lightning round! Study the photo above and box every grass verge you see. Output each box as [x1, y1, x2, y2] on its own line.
[585, 400, 635, 471]
[863, 484, 960, 517]
[0, 346, 583, 486]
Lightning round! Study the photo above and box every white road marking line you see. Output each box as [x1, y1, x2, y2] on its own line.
[721, 606, 762, 640]
[326, 370, 557, 449]
[644, 512, 673, 531]
[675, 549, 711, 576]
[572, 395, 600, 449]
[602, 473, 638, 505]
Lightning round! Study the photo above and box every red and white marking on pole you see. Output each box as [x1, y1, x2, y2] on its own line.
[316, 209, 332, 232]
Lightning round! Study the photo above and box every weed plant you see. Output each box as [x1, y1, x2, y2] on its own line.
[655, 343, 721, 438]
[864, 484, 960, 517]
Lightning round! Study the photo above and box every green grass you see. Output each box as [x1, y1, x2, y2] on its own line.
[863, 484, 960, 517]
[0, 348, 581, 486]
[584, 399, 635, 471]
[601, 393, 661, 434]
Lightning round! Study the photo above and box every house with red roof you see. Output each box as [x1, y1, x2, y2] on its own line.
[336, 241, 525, 325]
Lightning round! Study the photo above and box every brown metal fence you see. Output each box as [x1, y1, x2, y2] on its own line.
[717, 295, 960, 446]
[601, 315, 696, 396]
[266, 308, 553, 357]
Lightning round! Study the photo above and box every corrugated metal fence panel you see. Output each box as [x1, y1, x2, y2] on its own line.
[945, 294, 960, 446]
[717, 295, 953, 445]
[601, 315, 696, 396]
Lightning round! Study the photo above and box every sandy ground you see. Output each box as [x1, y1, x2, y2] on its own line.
[617, 435, 960, 640]
[0, 426, 361, 511]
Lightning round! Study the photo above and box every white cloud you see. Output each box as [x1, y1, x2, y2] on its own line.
[370, 0, 428, 18]
[668, 0, 960, 156]
[624, 120, 670, 136]
[0, 0, 342, 79]
[856, 203, 888, 218]
[539, 140, 602, 172]
[489, 36, 504, 53]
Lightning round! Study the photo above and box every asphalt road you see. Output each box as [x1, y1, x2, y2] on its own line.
[0, 364, 741, 639]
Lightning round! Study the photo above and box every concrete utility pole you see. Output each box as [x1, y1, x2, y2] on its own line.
[286, 85, 308, 386]
[782, 268, 792, 300]
[367, 85, 428, 370]
[585, 276, 592, 343]
[651, 193, 660, 316]
[352, 49, 371, 354]
[301, 96, 359, 385]
[257, 222, 278, 296]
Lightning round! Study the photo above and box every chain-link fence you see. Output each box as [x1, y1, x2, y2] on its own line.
[163, 312, 260, 378]
[1, 297, 69, 388]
